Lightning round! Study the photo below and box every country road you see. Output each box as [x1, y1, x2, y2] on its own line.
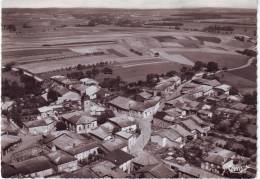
[216, 57, 256, 74]
[130, 116, 152, 154]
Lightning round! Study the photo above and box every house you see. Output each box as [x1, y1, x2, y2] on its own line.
[51, 75, 79, 89]
[164, 160, 221, 178]
[72, 84, 89, 96]
[245, 124, 256, 138]
[1, 115, 18, 135]
[152, 111, 180, 128]
[116, 130, 137, 151]
[51, 85, 70, 98]
[46, 150, 78, 173]
[38, 105, 63, 118]
[1, 162, 20, 178]
[43, 131, 100, 161]
[136, 163, 178, 178]
[83, 100, 106, 115]
[101, 136, 128, 153]
[85, 85, 101, 99]
[23, 117, 56, 135]
[80, 78, 99, 86]
[107, 115, 137, 133]
[103, 149, 134, 173]
[1, 100, 15, 114]
[214, 84, 231, 95]
[129, 98, 161, 118]
[108, 96, 136, 114]
[62, 166, 99, 178]
[151, 128, 185, 148]
[201, 147, 236, 174]
[61, 111, 98, 133]
[153, 76, 181, 96]
[89, 127, 113, 141]
[2, 135, 22, 156]
[132, 151, 159, 171]
[192, 78, 221, 87]
[216, 107, 242, 116]
[90, 161, 131, 178]
[13, 156, 55, 177]
[10, 143, 50, 163]
[169, 124, 193, 141]
[231, 102, 248, 111]
[180, 119, 204, 138]
[56, 91, 81, 104]
[135, 91, 153, 102]
[198, 109, 214, 118]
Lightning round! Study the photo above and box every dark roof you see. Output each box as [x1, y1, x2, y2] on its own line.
[52, 85, 69, 96]
[46, 150, 77, 165]
[63, 166, 99, 178]
[109, 96, 135, 111]
[1, 163, 19, 178]
[130, 99, 160, 112]
[154, 111, 167, 120]
[137, 163, 177, 178]
[104, 149, 134, 166]
[66, 141, 99, 155]
[13, 156, 55, 175]
[62, 111, 97, 125]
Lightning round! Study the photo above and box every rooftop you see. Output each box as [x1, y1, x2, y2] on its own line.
[101, 136, 127, 152]
[169, 124, 191, 137]
[23, 117, 54, 128]
[46, 150, 77, 165]
[13, 156, 55, 175]
[89, 127, 112, 140]
[108, 116, 136, 128]
[91, 161, 130, 178]
[104, 149, 134, 166]
[109, 96, 136, 111]
[181, 119, 204, 133]
[137, 163, 177, 178]
[62, 111, 97, 125]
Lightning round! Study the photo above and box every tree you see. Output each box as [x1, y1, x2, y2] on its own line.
[207, 61, 219, 72]
[97, 110, 115, 125]
[229, 87, 239, 95]
[243, 91, 257, 105]
[56, 121, 67, 131]
[193, 61, 206, 72]
[166, 70, 177, 77]
[5, 62, 15, 71]
[102, 67, 113, 74]
[47, 90, 59, 102]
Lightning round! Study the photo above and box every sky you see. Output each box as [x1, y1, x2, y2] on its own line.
[2, 0, 258, 9]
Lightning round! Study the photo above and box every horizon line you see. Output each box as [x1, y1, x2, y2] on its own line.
[2, 6, 257, 10]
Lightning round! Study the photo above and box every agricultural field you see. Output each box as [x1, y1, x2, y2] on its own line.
[95, 61, 185, 83]
[217, 71, 256, 94]
[172, 51, 250, 68]
[229, 60, 256, 82]
[2, 8, 256, 86]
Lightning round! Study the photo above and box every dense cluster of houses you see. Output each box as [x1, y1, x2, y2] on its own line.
[1, 72, 256, 178]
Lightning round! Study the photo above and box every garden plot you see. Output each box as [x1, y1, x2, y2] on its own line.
[150, 48, 194, 66]
[173, 51, 249, 68]
[161, 42, 184, 48]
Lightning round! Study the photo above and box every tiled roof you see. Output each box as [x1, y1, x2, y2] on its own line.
[109, 96, 136, 111]
[169, 124, 191, 137]
[104, 149, 134, 166]
[13, 156, 55, 175]
[46, 150, 77, 165]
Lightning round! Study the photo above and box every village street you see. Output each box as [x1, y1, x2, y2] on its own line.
[130, 116, 152, 155]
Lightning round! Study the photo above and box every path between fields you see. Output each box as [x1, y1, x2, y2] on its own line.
[216, 56, 256, 74]
[121, 61, 170, 68]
